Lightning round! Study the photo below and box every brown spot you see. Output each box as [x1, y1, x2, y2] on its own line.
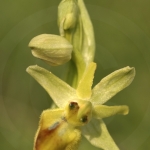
[69, 102, 79, 110]
[81, 115, 88, 123]
[35, 123, 61, 150]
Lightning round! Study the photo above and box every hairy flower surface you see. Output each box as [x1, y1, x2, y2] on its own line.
[27, 62, 135, 150]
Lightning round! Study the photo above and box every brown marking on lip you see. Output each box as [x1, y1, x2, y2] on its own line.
[35, 122, 61, 150]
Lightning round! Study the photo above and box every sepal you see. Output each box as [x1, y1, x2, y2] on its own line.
[82, 118, 119, 150]
[90, 66, 135, 105]
[26, 65, 78, 108]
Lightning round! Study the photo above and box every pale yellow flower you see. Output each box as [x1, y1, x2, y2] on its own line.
[27, 62, 135, 150]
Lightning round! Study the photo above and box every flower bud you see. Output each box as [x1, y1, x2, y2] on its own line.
[28, 34, 73, 66]
[58, 0, 79, 36]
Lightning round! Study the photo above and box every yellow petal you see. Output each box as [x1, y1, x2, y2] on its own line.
[93, 105, 129, 119]
[77, 62, 96, 99]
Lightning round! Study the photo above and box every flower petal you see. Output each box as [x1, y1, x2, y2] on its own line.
[90, 66, 135, 104]
[93, 105, 129, 119]
[76, 62, 96, 99]
[82, 118, 119, 150]
[26, 65, 78, 108]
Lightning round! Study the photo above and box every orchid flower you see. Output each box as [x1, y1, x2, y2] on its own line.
[27, 63, 135, 150]
[27, 0, 135, 149]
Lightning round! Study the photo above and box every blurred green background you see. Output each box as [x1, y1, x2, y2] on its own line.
[0, 0, 150, 150]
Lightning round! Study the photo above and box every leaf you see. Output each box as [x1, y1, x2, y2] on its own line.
[78, 0, 95, 66]
[77, 62, 96, 99]
[90, 66, 135, 105]
[82, 118, 119, 150]
[26, 65, 78, 108]
[93, 105, 129, 119]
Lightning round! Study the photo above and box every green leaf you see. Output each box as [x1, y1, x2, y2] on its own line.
[78, 0, 95, 66]
[90, 66, 135, 105]
[77, 62, 96, 99]
[93, 105, 129, 119]
[82, 118, 119, 150]
[26, 65, 78, 108]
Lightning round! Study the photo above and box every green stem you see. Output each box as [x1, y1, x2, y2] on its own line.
[65, 28, 86, 88]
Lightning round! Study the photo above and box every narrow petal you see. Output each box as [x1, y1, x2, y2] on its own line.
[93, 105, 129, 119]
[77, 62, 96, 99]
[26, 65, 78, 108]
[90, 66, 135, 104]
[82, 118, 119, 150]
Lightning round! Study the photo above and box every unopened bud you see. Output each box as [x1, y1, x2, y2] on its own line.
[28, 34, 73, 66]
[58, 0, 79, 36]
